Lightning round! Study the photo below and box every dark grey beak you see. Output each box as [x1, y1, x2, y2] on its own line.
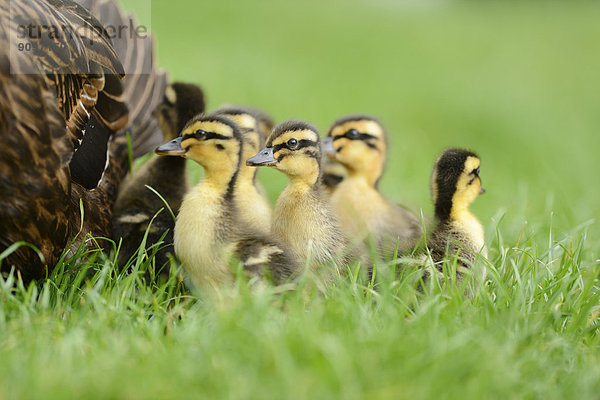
[247, 147, 277, 166]
[156, 137, 186, 156]
[480, 187, 486, 194]
[322, 136, 336, 156]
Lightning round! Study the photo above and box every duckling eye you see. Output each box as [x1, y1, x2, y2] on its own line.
[195, 129, 207, 137]
[286, 138, 299, 149]
[347, 129, 360, 139]
[468, 167, 480, 184]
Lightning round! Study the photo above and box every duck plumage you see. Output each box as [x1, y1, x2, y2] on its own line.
[0, 0, 164, 281]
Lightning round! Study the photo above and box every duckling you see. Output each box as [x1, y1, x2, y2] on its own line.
[426, 148, 486, 272]
[213, 106, 274, 236]
[215, 105, 275, 139]
[0, 0, 164, 281]
[252, 108, 275, 139]
[247, 120, 352, 274]
[112, 83, 205, 275]
[322, 115, 421, 258]
[321, 158, 348, 195]
[155, 115, 297, 295]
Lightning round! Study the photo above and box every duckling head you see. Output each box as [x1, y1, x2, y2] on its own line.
[153, 82, 205, 140]
[247, 120, 322, 186]
[322, 114, 387, 186]
[431, 148, 485, 221]
[213, 106, 272, 164]
[213, 105, 274, 138]
[156, 115, 242, 182]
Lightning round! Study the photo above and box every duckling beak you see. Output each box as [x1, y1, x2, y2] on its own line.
[322, 136, 336, 156]
[155, 137, 186, 156]
[246, 147, 277, 166]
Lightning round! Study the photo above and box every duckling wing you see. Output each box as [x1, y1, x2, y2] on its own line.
[236, 236, 299, 284]
[428, 222, 478, 268]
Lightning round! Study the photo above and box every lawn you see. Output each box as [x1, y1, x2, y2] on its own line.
[1, 0, 599, 398]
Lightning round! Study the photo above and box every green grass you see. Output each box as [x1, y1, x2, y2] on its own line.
[1, 0, 600, 398]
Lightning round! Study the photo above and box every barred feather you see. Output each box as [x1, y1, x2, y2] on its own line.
[0, 0, 161, 281]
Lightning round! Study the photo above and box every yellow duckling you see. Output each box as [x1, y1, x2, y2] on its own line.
[320, 158, 348, 195]
[322, 115, 422, 259]
[213, 106, 274, 236]
[156, 115, 297, 295]
[426, 148, 487, 274]
[247, 120, 352, 274]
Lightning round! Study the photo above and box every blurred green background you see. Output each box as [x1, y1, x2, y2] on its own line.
[3, 2, 600, 398]
[122, 0, 600, 245]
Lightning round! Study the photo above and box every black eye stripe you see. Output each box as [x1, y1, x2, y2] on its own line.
[332, 131, 378, 142]
[182, 132, 232, 141]
[273, 139, 318, 152]
[303, 150, 320, 159]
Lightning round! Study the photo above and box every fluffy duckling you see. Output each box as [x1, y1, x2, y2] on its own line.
[156, 115, 296, 295]
[427, 148, 487, 272]
[252, 108, 276, 139]
[247, 120, 352, 274]
[112, 83, 205, 275]
[322, 115, 421, 258]
[321, 159, 348, 195]
[213, 106, 274, 236]
[217, 105, 275, 140]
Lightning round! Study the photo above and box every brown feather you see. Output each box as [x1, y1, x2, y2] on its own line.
[0, 0, 162, 281]
[79, 0, 167, 158]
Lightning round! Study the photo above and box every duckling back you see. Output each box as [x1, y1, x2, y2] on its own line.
[331, 177, 421, 257]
